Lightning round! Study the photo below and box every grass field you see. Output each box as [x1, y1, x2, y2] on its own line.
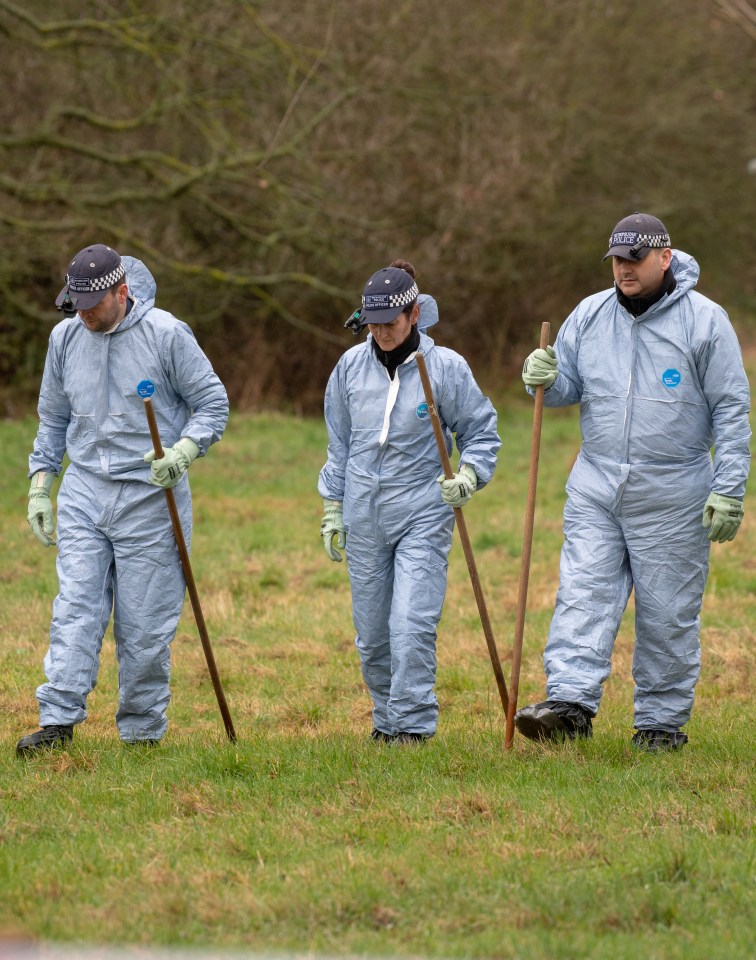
[0, 359, 753, 960]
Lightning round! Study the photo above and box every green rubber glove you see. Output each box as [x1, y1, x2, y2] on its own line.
[702, 492, 744, 542]
[144, 437, 200, 488]
[321, 499, 346, 562]
[437, 463, 478, 508]
[522, 345, 558, 387]
[27, 472, 56, 547]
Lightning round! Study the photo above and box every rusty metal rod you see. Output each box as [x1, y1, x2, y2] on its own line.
[143, 398, 237, 743]
[505, 321, 550, 749]
[415, 352, 509, 720]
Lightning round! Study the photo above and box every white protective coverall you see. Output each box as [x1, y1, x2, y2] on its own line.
[29, 258, 229, 741]
[532, 250, 751, 730]
[318, 306, 500, 737]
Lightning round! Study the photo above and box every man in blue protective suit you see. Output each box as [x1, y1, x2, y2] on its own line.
[514, 213, 751, 752]
[319, 260, 500, 744]
[18, 244, 228, 755]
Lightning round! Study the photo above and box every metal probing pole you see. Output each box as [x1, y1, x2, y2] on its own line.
[415, 352, 510, 721]
[505, 321, 550, 749]
[143, 396, 237, 743]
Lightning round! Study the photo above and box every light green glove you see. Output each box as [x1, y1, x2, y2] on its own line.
[27, 472, 56, 547]
[321, 499, 346, 562]
[702, 492, 744, 542]
[437, 463, 477, 507]
[522, 345, 558, 387]
[144, 437, 200, 488]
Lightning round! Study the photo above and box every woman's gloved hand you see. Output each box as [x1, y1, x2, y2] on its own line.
[144, 437, 200, 488]
[437, 463, 477, 508]
[522, 345, 558, 387]
[27, 472, 56, 547]
[702, 492, 744, 542]
[321, 499, 346, 561]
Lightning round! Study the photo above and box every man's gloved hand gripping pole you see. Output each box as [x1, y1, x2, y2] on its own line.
[522, 345, 558, 388]
[140, 382, 237, 743]
[144, 437, 200, 488]
[415, 352, 510, 721]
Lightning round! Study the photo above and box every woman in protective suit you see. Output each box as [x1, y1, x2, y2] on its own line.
[318, 261, 500, 743]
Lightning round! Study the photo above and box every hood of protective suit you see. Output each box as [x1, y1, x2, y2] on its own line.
[123, 255, 157, 304]
[417, 294, 439, 331]
[101, 255, 157, 334]
[664, 249, 698, 302]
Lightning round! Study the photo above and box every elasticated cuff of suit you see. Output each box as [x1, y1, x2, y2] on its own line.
[29, 472, 55, 496]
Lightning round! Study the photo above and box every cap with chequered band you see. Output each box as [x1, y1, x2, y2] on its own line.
[363, 281, 419, 311]
[356, 267, 419, 326]
[603, 213, 671, 261]
[67, 262, 125, 294]
[55, 244, 126, 311]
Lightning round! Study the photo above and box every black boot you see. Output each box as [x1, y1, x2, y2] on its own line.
[369, 728, 395, 743]
[514, 700, 593, 742]
[16, 725, 74, 757]
[632, 729, 688, 752]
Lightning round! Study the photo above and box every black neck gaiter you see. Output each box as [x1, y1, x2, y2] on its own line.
[372, 323, 421, 380]
[615, 267, 676, 317]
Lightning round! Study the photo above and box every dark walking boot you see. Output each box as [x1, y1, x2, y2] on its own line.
[16, 725, 73, 757]
[514, 700, 593, 742]
[369, 728, 396, 743]
[632, 729, 688, 752]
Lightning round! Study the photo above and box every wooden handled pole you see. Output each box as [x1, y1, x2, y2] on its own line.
[143, 398, 237, 743]
[415, 352, 509, 719]
[505, 322, 550, 749]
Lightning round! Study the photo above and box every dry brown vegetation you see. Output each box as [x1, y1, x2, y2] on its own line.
[0, 0, 754, 414]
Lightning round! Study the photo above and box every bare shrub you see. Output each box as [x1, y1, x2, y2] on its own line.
[0, 0, 753, 412]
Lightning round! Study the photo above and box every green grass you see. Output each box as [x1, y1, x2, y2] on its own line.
[0, 365, 754, 959]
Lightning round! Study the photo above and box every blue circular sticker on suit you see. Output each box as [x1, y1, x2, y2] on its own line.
[416, 402, 429, 420]
[661, 369, 681, 388]
[137, 380, 155, 398]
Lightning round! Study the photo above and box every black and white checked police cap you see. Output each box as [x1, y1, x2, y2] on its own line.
[356, 267, 419, 325]
[55, 244, 126, 311]
[603, 213, 671, 261]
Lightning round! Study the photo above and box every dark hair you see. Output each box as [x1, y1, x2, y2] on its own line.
[389, 259, 416, 279]
[389, 259, 418, 315]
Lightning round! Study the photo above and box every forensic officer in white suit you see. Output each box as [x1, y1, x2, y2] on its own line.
[319, 260, 500, 743]
[515, 214, 750, 751]
[19, 244, 228, 754]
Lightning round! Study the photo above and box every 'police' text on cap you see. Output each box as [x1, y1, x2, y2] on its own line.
[603, 213, 670, 262]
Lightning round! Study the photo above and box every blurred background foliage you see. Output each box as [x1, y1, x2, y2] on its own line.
[0, 0, 754, 414]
